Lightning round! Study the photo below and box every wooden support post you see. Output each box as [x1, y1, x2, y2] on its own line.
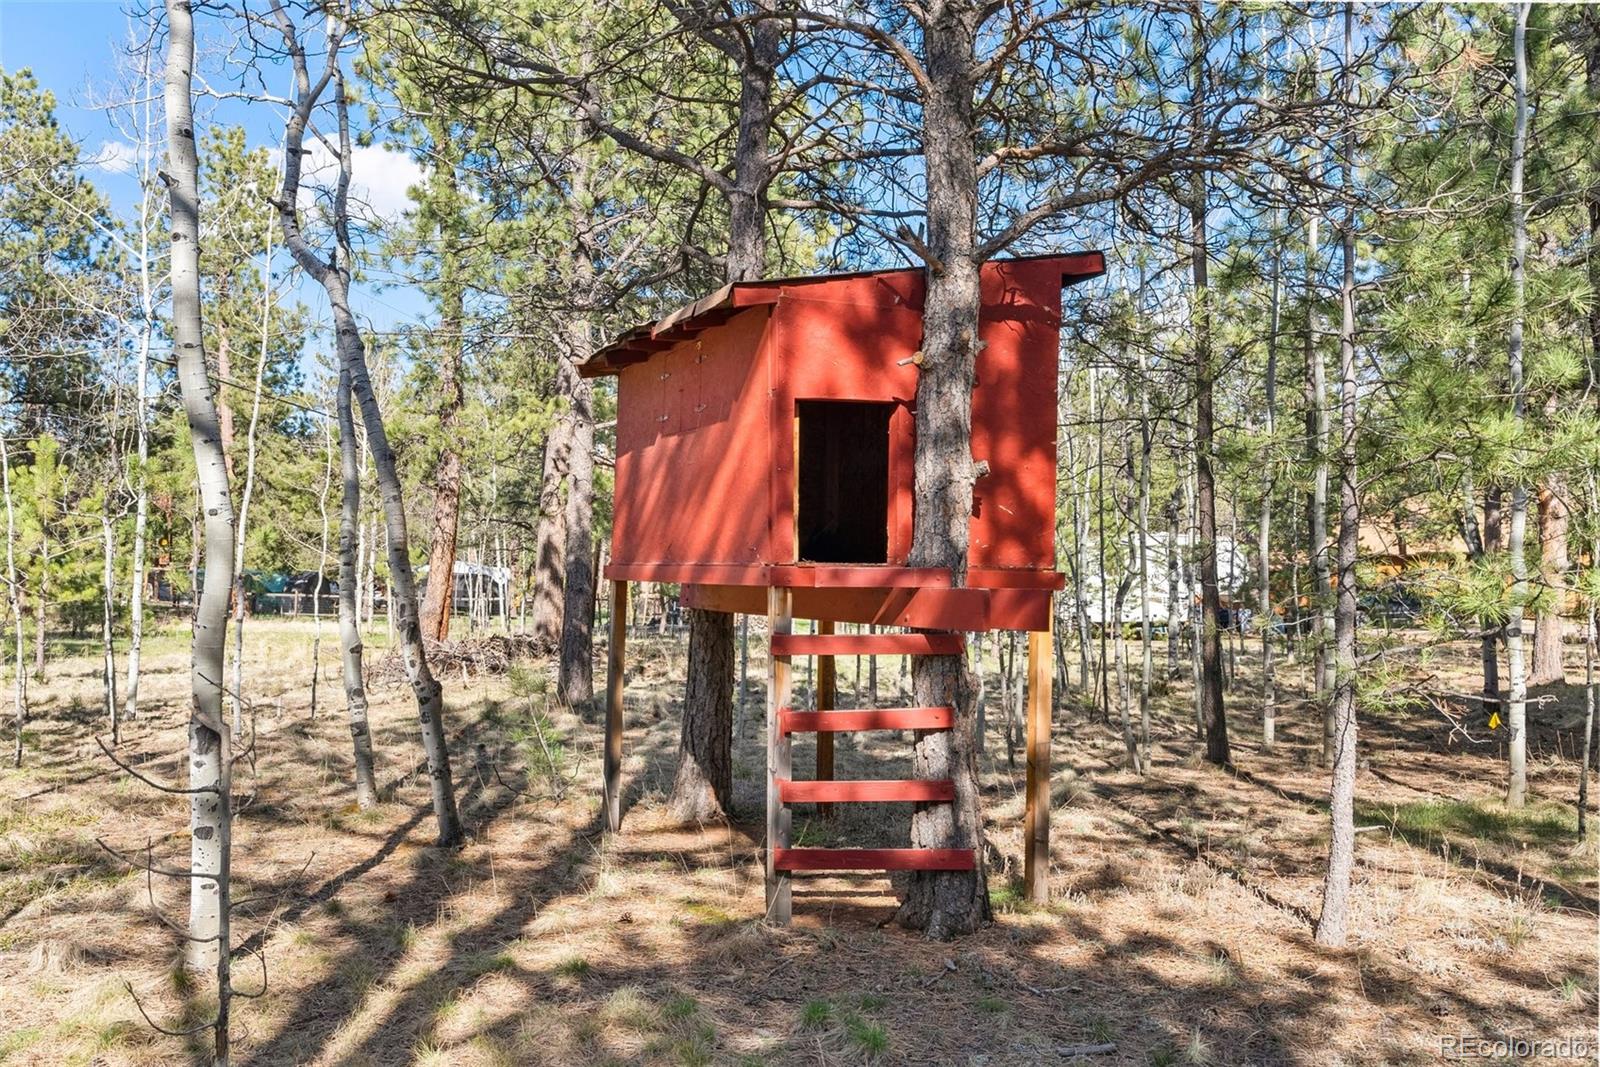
[767, 587, 794, 924]
[816, 619, 835, 817]
[1024, 622, 1054, 904]
[604, 579, 628, 833]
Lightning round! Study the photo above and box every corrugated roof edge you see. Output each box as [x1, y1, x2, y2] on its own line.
[578, 250, 1106, 378]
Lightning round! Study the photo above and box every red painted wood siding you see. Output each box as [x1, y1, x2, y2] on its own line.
[779, 706, 956, 734]
[611, 308, 774, 567]
[772, 847, 976, 872]
[769, 632, 964, 657]
[779, 778, 956, 803]
[608, 255, 1099, 579]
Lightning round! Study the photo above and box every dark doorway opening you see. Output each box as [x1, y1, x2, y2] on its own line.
[796, 399, 892, 563]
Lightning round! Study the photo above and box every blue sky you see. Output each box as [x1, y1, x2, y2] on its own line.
[1, 0, 435, 353]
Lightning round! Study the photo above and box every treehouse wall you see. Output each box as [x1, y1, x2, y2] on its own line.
[608, 256, 1076, 577]
[611, 307, 775, 567]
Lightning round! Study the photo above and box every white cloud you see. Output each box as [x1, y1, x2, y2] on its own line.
[295, 141, 425, 223]
[91, 140, 139, 176]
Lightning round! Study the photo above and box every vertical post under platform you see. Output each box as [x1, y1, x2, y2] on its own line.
[816, 619, 835, 817]
[604, 579, 628, 832]
[767, 588, 794, 924]
[1024, 622, 1054, 904]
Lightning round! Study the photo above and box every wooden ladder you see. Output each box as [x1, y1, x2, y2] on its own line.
[764, 594, 973, 924]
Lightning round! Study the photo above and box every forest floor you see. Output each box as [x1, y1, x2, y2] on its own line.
[0, 617, 1595, 1066]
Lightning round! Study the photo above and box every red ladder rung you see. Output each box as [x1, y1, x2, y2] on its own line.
[779, 706, 954, 734]
[779, 778, 954, 803]
[773, 847, 975, 872]
[770, 632, 964, 657]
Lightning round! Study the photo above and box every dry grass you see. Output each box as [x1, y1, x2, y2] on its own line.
[0, 617, 1594, 1065]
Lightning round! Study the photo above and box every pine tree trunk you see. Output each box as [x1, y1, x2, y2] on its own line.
[1530, 478, 1569, 685]
[1304, 213, 1333, 765]
[417, 154, 466, 645]
[673, 3, 778, 815]
[528, 402, 572, 650]
[1316, 23, 1361, 943]
[166, 4, 234, 1038]
[1189, 165, 1229, 767]
[558, 374, 596, 705]
[337, 371, 378, 808]
[1505, 1, 1531, 809]
[668, 607, 735, 824]
[556, 144, 599, 706]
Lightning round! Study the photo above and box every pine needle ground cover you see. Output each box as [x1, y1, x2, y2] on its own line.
[0, 620, 1593, 1065]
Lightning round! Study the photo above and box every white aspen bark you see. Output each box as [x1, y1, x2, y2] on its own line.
[3, 434, 26, 768]
[1118, 533, 1142, 774]
[1137, 348, 1152, 758]
[101, 514, 119, 745]
[33, 528, 46, 680]
[354, 496, 368, 631]
[1093, 368, 1110, 718]
[1581, 480, 1597, 837]
[267, 2, 459, 841]
[229, 216, 273, 735]
[336, 371, 377, 806]
[1166, 483, 1182, 680]
[124, 106, 158, 721]
[310, 410, 333, 720]
[165, 5, 234, 1055]
[1505, 1, 1531, 809]
[1260, 208, 1282, 748]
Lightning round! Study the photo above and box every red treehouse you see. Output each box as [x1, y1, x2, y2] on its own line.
[582, 252, 1106, 922]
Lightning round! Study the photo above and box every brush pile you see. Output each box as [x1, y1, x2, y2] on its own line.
[371, 632, 543, 685]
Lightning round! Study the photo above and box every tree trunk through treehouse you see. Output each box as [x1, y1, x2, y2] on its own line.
[894, 0, 991, 939]
[1531, 477, 1569, 685]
